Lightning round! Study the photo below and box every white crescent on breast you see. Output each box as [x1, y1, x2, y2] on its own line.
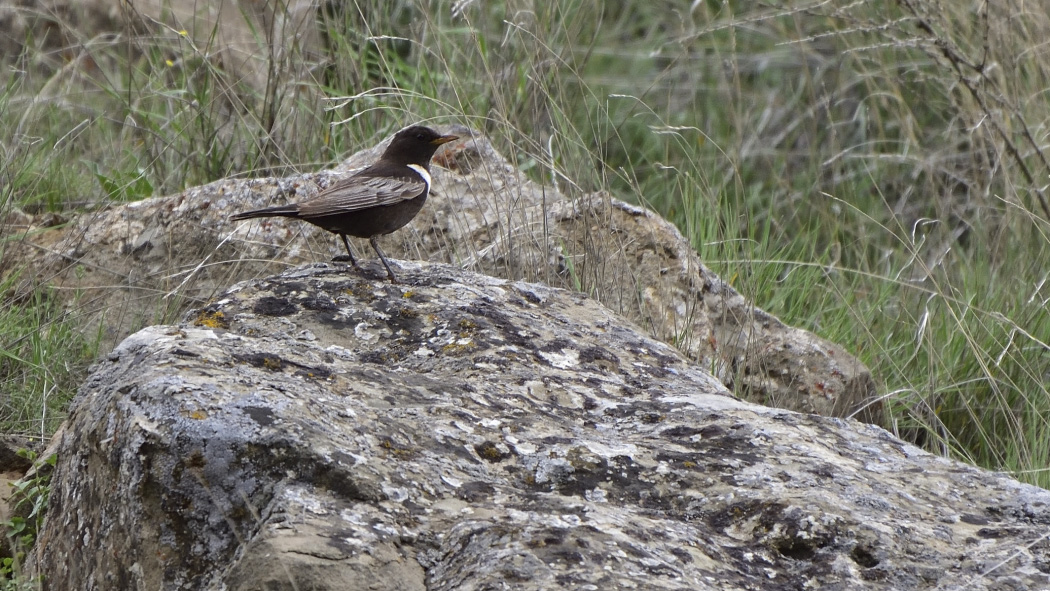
[406, 163, 432, 190]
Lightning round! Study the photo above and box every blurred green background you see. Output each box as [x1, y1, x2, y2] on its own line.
[3, 0, 1050, 486]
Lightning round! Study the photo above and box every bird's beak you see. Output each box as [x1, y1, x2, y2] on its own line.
[431, 135, 459, 145]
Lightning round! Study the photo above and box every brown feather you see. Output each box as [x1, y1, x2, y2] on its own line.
[297, 174, 426, 217]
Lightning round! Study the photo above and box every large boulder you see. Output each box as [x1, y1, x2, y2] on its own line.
[5, 127, 876, 420]
[28, 264, 1050, 590]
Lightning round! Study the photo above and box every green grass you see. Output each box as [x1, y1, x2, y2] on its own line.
[3, 0, 1050, 488]
[0, 270, 96, 439]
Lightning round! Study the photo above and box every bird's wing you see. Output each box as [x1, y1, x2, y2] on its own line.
[297, 174, 427, 217]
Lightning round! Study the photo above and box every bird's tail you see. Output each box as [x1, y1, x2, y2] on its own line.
[229, 204, 300, 221]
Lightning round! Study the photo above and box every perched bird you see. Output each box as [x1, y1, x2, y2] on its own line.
[231, 125, 459, 282]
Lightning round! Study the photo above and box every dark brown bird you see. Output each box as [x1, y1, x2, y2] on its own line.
[231, 125, 458, 282]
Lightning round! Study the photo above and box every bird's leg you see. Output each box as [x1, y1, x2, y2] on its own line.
[333, 234, 359, 267]
[369, 236, 399, 283]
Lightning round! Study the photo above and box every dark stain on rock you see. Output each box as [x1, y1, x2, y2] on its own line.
[549, 548, 586, 565]
[807, 463, 837, 481]
[234, 352, 331, 379]
[539, 338, 574, 353]
[526, 530, 567, 549]
[487, 352, 520, 367]
[578, 346, 619, 371]
[708, 499, 785, 530]
[323, 530, 358, 557]
[620, 540, 654, 559]
[235, 352, 287, 371]
[654, 450, 703, 469]
[459, 300, 537, 350]
[514, 288, 543, 304]
[541, 436, 574, 446]
[370, 299, 426, 334]
[659, 424, 757, 462]
[242, 405, 276, 426]
[311, 464, 385, 503]
[761, 507, 836, 564]
[504, 296, 531, 309]
[312, 308, 369, 329]
[662, 426, 702, 440]
[457, 480, 495, 502]
[851, 544, 880, 568]
[636, 362, 669, 379]
[620, 384, 643, 398]
[627, 344, 679, 374]
[960, 513, 990, 526]
[625, 376, 651, 392]
[253, 296, 297, 316]
[773, 535, 817, 561]
[270, 281, 308, 296]
[548, 451, 646, 504]
[301, 295, 338, 312]
[185, 449, 207, 469]
[335, 279, 377, 303]
[670, 547, 694, 563]
[603, 400, 674, 421]
[359, 348, 406, 365]
[699, 425, 727, 438]
[474, 441, 510, 462]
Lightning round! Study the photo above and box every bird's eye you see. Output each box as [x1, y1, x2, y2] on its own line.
[416, 133, 426, 140]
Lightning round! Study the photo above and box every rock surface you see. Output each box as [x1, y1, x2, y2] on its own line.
[5, 127, 876, 420]
[30, 264, 1050, 590]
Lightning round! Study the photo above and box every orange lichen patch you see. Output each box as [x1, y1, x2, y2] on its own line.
[194, 309, 229, 329]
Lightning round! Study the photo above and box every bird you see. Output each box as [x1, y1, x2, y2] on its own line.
[230, 125, 459, 282]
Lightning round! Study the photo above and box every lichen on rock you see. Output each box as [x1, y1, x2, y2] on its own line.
[28, 264, 1050, 590]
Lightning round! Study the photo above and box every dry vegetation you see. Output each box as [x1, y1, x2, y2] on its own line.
[2, 0, 1050, 488]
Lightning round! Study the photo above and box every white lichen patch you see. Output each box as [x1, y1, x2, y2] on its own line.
[451, 420, 475, 434]
[353, 321, 382, 342]
[323, 344, 356, 360]
[539, 348, 579, 369]
[585, 488, 607, 503]
[580, 440, 638, 458]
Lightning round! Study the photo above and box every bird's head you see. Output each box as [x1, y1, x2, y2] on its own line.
[383, 125, 459, 166]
